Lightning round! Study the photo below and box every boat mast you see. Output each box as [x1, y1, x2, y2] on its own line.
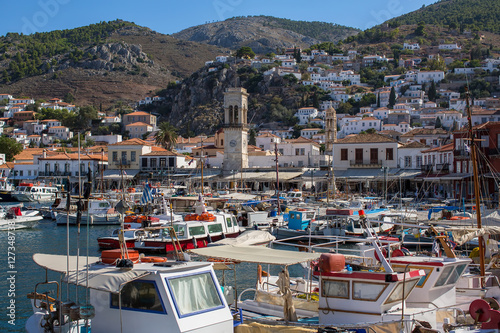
[465, 88, 486, 287]
[275, 142, 280, 215]
[201, 137, 204, 196]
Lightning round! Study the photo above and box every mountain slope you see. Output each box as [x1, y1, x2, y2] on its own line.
[172, 16, 359, 53]
[386, 0, 500, 33]
[0, 20, 228, 107]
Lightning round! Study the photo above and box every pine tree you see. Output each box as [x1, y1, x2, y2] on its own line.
[428, 81, 437, 101]
[388, 87, 396, 108]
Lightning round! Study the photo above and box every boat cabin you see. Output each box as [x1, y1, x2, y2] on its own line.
[27, 254, 234, 333]
[389, 256, 471, 308]
[287, 209, 316, 230]
[315, 255, 425, 326]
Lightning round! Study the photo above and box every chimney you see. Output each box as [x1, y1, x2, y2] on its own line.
[43, 149, 46, 158]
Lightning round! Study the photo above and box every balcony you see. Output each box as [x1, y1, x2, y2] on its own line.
[436, 163, 450, 173]
[421, 164, 433, 172]
[350, 160, 382, 168]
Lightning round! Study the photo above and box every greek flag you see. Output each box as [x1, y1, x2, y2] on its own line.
[140, 183, 153, 205]
[464, 143, 471, 153]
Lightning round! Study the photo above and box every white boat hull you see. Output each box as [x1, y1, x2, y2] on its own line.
[56, 212, 121, 225]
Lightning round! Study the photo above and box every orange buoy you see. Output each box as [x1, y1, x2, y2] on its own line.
[141, 256, 167, 263]
[101, 249, 140, 264]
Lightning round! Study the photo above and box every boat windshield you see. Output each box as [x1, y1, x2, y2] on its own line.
[111, 280, 165, 313]
[384, 279, 419, 304]
[166, 272, 223, 317]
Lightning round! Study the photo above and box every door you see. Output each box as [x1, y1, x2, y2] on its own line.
[370, 148, 378, 164]
[355, 149, 363, 165]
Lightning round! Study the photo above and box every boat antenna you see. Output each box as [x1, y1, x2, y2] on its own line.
[465, 87, 486, 287]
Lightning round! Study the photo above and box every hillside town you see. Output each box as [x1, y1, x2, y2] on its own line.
[1, 42, 500, 207]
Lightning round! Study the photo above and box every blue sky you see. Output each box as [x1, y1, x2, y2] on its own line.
[2, 0, 437, 36]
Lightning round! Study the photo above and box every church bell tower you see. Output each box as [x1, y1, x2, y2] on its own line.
[223, 87, 249, 174]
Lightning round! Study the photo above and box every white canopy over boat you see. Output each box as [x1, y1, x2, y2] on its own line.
[33, 253, 150, 293]
[210, 230, 275, 246]
[191, 245, 320, 265]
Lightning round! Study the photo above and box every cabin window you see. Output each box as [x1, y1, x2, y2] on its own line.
[447, 264, 467, 285]
[226, 217, 233, 228]
[384, 280, 418, 304]
[352, 282, 387, 301]
[173, 225, 185, 237]
[207, 223, 223, 234]
[434, 266, 454, 287]
[321, 280, 349, 299]
[111, 280, 165, 313]
[166, 272, 224, 317]
[392, 265, 433, 288]
[189, 226, 206, 236]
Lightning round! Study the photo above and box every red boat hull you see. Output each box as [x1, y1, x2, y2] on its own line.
[97, 237, 135, 250]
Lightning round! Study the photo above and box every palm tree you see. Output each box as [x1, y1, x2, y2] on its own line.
[155, 122, 178, 151]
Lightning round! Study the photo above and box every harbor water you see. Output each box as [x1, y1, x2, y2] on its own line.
[0, 217, 307, 332]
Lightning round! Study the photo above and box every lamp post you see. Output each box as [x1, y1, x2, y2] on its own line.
[381, 166, 389, 205]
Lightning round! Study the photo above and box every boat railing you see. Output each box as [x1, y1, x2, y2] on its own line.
[457, 271, 500, 288]
[260, 281, 318, 298]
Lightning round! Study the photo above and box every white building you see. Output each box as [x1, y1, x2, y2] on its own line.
[439, 43, 461, 50]
[416, 71, 445, 84]
[403, 43, 420, 50]
[333, 133, 399, 170]
[48, 126, 74, 141]
[294, 107, 319, 125]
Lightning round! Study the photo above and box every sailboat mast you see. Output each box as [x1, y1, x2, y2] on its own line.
[275, 142, 280, 215]
[465, 88, 486, 286]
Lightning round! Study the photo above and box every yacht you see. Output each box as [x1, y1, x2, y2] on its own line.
[12, 183, 59, 202]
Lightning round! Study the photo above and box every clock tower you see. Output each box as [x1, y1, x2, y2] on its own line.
[223, 87, 249, 174]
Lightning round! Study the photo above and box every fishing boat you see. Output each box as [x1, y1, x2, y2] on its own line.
[0, 177, 16, 201]
[11, 182, 59, 202]
[26, 251, 234, 333]
[97, 223, 147, 249]
[134, 212, 241, 253]
[0, 206, 42, 230]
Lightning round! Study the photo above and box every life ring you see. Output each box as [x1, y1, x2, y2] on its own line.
[141, 256, 167, 263]
[473, 206, 476, 211]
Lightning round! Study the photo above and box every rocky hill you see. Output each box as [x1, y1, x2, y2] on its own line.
[0, 21, 228, 108]
[172, 16, 360, 54]
[143, 61, 323, 136]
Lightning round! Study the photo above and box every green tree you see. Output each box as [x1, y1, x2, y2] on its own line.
[64, 92, 75, 103]
[415, 22, 426, 36]
[235, 46, 256, 59]
[428, 80, 437, 101]
[248, 128, 257, 146]
[155, 122, 178, 151]
[0, 136, 23, 161]
[388, 87, 397, 108]
[75, 106, 98, 130]
[366, 128, 377, 134]
[435, 117, 443, 129]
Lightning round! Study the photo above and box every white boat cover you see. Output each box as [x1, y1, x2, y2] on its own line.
[210, 230, 275, 246]
[33, 254, 150, 294]
[433, 226, 500, 246]
[190, 245, 320, 265]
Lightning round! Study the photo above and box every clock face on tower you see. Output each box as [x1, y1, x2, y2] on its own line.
[230, 139, 237, 147]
